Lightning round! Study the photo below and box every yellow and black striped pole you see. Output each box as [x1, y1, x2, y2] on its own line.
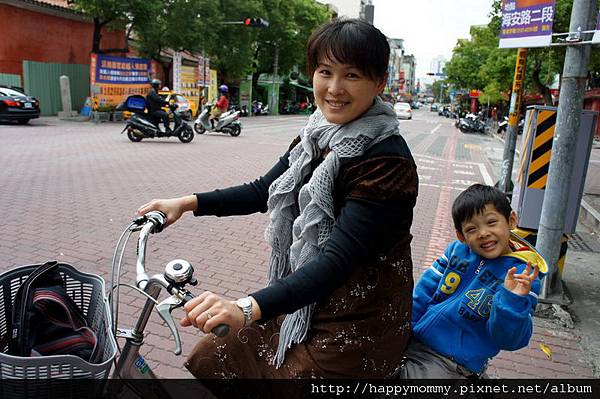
[527, 110, 557, 190]
[499, 48, 528, 195]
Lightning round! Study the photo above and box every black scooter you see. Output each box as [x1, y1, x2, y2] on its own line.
[118, 95, 195, 143]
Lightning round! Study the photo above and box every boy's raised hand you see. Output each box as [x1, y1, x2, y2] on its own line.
[504, 262, 540, 296]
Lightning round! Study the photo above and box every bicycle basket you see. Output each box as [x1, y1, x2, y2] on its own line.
[0, 262, 117, 379]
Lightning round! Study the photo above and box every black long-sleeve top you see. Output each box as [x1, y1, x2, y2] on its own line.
[146, 88, 168, 112]
[194, 135, 416, 322]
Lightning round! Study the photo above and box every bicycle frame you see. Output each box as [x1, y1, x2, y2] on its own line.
[108, 211, 228, 383]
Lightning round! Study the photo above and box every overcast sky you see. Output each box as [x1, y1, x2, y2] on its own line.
[372, 0, 495, 83]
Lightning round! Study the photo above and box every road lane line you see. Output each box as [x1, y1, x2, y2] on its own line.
[430, 124, 442, 134]
[477, 162, 494, 185]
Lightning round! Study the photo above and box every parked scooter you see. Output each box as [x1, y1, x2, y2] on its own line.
[252, 100, 269, 116]
[457, 113, 486, 134]
[497, 116, 524, 135]
[118, 95, 194, 143]
[193, 103, 242, 137]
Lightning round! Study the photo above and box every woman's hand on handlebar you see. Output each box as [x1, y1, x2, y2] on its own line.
[136, 195, 197, 227]
[180, 292, 246, 334]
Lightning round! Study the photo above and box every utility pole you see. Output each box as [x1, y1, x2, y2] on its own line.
[498, 48, 527, 194]
[537, 0, 597, 300]
[270, 44, 279, 116]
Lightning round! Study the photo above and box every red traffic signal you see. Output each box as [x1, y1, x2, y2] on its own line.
[244, 18, 269, 27]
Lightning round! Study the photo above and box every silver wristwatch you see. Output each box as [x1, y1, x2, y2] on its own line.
[235, 296, 253, 327]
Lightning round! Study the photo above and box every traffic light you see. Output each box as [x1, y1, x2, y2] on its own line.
[244, 18, 269, 28]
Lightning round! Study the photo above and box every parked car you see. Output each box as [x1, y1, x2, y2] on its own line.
[123, 90, 198, 121]
[430, 103, 439, 112]
[159, 91, 197, 120]
[394, 102, 412, 119]
[0, 86, 40, 124]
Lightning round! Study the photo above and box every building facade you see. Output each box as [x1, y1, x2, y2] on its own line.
[316, 0, 373, 23]
[0, 0, 126, 80]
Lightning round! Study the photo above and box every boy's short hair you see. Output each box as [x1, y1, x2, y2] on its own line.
[306, 18, 390, 83]
[452, 184, 512, 231]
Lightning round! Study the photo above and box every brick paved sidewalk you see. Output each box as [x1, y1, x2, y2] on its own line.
[0, 115, 596, 379]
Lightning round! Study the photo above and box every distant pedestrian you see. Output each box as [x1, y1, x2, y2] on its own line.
[397, 184, 545, 379]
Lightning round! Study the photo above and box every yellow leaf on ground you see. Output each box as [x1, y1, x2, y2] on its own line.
[539, 343, 553, 359]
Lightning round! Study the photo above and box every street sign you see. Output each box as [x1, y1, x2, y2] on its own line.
[172, 52, 182, 93]
[499, 0, 556, 49]
[593, 11, 600, 44]
[89, 54, 152, 109]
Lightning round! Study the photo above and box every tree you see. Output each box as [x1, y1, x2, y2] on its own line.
[431, 80, 449, 103]
[72, 0, 330, 87]
[70, 0, 131, 53]
[254, 0, 329, 95]
[489, 0, 600, 105]
[446, 0, 600, 108]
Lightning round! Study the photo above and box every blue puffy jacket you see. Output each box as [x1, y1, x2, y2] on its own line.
[412, 233, 547, 373]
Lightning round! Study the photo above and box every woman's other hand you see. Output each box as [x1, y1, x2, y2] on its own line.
[180, 292, 245, 333]
[137, 195, 197, 227]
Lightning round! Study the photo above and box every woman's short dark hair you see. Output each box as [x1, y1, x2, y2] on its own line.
[452, 184, 513, 232]
[306, 18, 390, 82]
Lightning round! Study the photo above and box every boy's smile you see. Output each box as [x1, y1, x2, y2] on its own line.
[456, 204, 518, 259]
[312, 58, 386, 125]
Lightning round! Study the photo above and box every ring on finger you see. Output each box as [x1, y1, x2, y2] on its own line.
[205, 311, 213, 319]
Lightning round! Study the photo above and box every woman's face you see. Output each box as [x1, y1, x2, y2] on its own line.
[312, 58, 386, 125]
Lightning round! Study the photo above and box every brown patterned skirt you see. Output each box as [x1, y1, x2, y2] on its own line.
[184, 240, 413, 379]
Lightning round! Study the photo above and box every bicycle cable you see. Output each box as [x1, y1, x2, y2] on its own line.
[109, 222, 134, 335]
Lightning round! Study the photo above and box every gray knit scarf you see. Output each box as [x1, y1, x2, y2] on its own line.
[264, 97, 401, 368]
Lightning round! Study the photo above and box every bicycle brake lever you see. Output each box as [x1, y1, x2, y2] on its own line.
[156, 295, 185, 355]
[156, 292, 231, 355]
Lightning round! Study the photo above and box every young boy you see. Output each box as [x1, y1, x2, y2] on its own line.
[400, 184, 546, 378]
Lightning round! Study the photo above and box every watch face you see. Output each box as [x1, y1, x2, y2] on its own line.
[237, 297, 252, 308]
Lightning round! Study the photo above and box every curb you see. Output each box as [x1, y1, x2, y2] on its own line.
[580, 198, 600, 231]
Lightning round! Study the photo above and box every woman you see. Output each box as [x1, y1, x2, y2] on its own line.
[137, 18, 418, 378]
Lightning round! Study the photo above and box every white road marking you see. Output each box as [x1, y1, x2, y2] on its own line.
[477, 162, 494, 185]
[415, 155, 494, 186]
[452, 179, 477, 186]
[454, 170, 476, 175]
[430, 124, 442, 134]
[419, 183, 465, 191]
[452, 163, 473, 169]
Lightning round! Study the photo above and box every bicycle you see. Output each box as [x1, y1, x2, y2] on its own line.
[105, 210, 230, 397]
[0, 211, 229, 399]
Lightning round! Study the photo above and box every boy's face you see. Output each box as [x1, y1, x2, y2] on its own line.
[312, 57, 386, 125]
[456, 204, 518, 259]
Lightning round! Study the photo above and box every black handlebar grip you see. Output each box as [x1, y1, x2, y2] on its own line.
[212, 324, 230, 337]
[182, 292, 230, 337]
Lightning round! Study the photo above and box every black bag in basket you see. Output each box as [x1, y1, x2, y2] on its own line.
[8, 261, 99, 361]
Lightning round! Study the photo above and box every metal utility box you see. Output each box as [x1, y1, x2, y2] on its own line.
[511, 106, 598, 233]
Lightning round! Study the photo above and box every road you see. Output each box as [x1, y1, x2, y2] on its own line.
[0, 109, 590, 379]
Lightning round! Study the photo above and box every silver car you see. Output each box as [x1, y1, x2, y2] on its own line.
[394, 102, 412, 120]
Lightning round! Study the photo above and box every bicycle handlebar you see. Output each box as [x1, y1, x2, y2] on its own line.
[122, 211, 230, 355]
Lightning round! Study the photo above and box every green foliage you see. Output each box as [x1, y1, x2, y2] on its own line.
[445, 0, 600, 106]
[72, 0, 330, 82]
[431, 80, 450, 103]
[480, 81, 505, 104]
